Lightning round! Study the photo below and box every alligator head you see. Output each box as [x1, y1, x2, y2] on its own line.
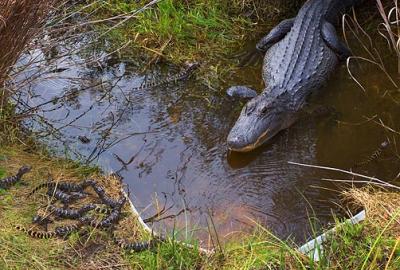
[227, 92, 298, 152]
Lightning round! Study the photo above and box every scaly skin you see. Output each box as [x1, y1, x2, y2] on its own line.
[16, 223, 82, 238]
[227, 0, 360, 152]
[89, 182, 122, 208]
[80, 196, 126, 228]
[46, 188, 83, 204]
[29, 179, 98, 196]
[48, 204, 96, 219]
[0, 166, 31, 189]
[15, 225, 57, 239]
[133, 62, 199, 91]
[354, 140, 390, 168]
[113, 231, 164, 252]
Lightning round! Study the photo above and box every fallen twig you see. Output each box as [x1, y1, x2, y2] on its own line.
[288, 161, 400, 191]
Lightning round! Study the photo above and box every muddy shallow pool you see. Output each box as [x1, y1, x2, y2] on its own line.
[14, 29, 400, 246]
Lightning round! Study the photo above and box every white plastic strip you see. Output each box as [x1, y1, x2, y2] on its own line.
[121, 188, 215, 256]
[298, 210, 366, 261]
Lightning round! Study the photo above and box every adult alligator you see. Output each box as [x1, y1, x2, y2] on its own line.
[227, 0, 360, 152]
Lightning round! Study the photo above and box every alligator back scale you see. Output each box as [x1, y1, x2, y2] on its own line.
[0, 166, 31, 189]
[354, 140, 390, 168]
[132, 62, 199, 91]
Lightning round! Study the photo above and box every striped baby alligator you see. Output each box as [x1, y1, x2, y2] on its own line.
[30, 179, 121, 208]
[46, 188, 86, 204]
[32, 203, 111, 228]
[353, 140, 390, 169]
[28, 179, 95, 196]
[15, 223, 82, 239]
[46, 204, 110, 219]
[113, 235, 162, 252]
[79, 196, 126, 229]
[0, 166, 31, 189]
[132, 62, 199, 91]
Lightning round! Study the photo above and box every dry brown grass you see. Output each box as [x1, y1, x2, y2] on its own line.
[0, 0, 54, 106]
[344, 187, 400, 236]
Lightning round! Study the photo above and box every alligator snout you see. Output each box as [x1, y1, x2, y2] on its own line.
[227, 133, 251, 152]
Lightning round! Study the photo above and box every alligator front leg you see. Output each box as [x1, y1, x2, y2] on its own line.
[321, 21, 352, 61]
[227, 86, 257, 99]
[238, 18, 295, 66]
[256, 18, 295, 52]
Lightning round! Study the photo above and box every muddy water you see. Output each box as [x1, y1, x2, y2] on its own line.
[15, 33, 400, 245]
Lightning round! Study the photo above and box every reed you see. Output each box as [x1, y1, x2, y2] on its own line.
[0, 0, 53, 108]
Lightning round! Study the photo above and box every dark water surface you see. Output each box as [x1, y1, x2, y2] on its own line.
[14, 33, 400, 246]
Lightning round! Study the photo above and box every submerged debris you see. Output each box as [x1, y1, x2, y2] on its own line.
[78, 135, 91, 144]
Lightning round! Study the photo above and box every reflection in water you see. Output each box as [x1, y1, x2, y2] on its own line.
[14, 32, 400, 245]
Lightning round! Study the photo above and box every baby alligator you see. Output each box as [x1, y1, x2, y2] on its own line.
[16, 223, 82, 239]
[45, 204, 111, 219]
[0, 166, 31, 189]
[112, 230, 163, 252]
[354, 140, 390, 168]
[132, 62, 199, 91]
[48, 204, 97, 219]
[54, 223, 82, 237]
[80, 197, 126, 228]
[15, 225, 57, 239]
[29, 179, 95, 196]
[32, 214, 54, 228]
[46, 188, 85, 204]
[114, 238, 157, 252]
[89, 182, 123, 208]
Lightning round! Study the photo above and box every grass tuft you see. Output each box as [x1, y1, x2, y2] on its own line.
[81, 0, 305, 64]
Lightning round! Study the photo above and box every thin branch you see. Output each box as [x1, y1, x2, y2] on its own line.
[288, 161, 400, 191]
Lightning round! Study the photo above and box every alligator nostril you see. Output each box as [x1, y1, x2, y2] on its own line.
[227, 135, 244, 148]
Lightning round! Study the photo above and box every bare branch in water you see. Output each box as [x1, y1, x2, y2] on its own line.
[288, 161, 400, 191]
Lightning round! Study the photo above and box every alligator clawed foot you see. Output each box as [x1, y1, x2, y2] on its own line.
[227, 86, 258, 99]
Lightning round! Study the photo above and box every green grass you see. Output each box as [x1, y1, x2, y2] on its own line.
[85, 0, 249, 62]
[127, 238, 204, 269]
[134, 0, 233, 41]
[318, 221, 400, 269]
[79, 0, 304, 65]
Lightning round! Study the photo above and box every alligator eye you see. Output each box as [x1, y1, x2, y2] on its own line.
[260, 106, 268, 115]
